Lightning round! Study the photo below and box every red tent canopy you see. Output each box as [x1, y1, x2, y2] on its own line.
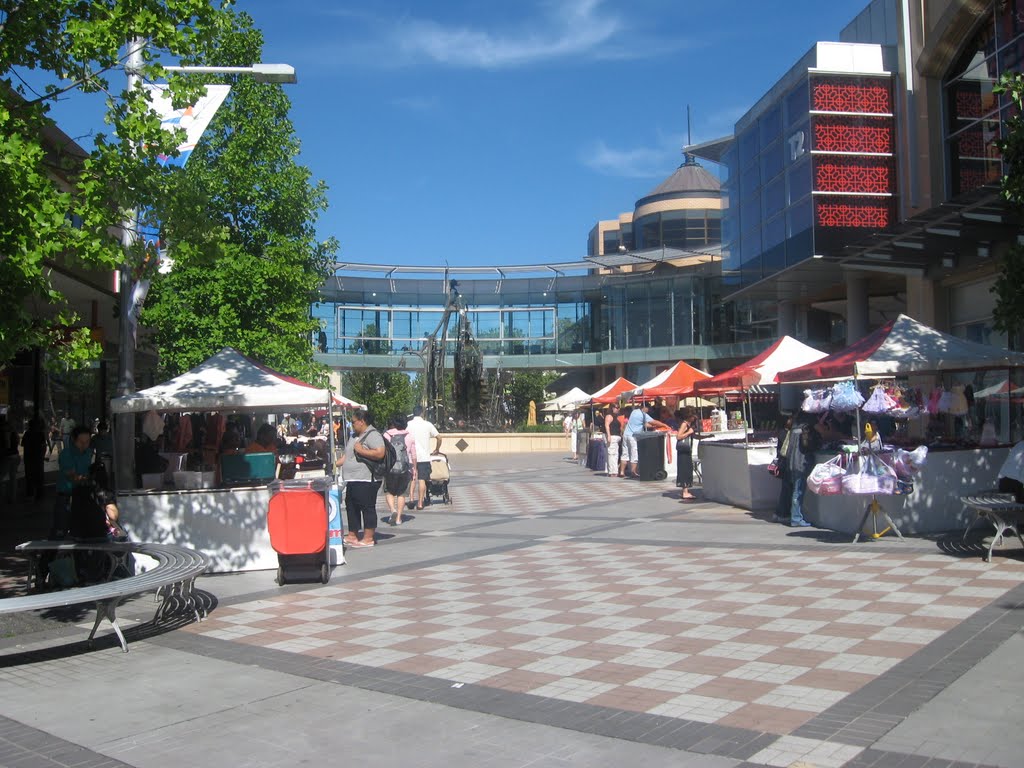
[590, 377, 638, 404]
[634, 361, 712, 397]
[694, 336, 827, 393]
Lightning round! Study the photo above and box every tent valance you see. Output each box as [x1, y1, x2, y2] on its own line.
[110, 347, 333, 414]
[777, 315, 1024, 383]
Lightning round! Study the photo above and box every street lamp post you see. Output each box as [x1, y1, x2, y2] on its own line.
[114, 38, 296, 487]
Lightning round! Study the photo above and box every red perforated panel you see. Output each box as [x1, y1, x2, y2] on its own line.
[812, 77, 892, 113]
[813, 117, 893, 154]
[815, 157, 892, 194]
[815, 199, 891, 228]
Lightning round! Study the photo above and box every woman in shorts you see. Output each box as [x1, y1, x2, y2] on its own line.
[382, 414, 417, 526]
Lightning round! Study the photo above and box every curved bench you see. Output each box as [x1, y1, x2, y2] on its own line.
[961, 492, 1024, 562]
[4, 541, 210, 652]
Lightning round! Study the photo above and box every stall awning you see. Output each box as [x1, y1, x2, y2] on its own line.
[110, 347, 333, 413]
[695, 336, 828, 393]
[777, 315, 1024, 382]
[633, 361, 712, 398]
[590, 377, 639, 404]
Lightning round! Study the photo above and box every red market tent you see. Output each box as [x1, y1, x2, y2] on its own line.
[633, 361, 712, 398]
[777, 314, 1024, 382]
[589, 377, 639, 404]
[694, 336, 827, 394]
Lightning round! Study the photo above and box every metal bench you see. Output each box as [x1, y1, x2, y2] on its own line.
[961, 492, 1024, 562]
[3, 541, 210, 652]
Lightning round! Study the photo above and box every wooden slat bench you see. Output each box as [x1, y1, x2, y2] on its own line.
[961, 492, 1024, 562]
[3, 541, 209, 652]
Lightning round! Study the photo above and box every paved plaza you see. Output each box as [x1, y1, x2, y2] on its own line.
[0, 452, 1023, 767]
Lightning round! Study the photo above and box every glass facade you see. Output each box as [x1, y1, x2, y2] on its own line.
[944, 0, 1024, 197]
[633, 209, 722, 251]
[314, 266, 776, 360]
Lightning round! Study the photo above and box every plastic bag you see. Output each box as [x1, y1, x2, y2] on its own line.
[841, 453, 896, 495]
[807, 455, 845, 495]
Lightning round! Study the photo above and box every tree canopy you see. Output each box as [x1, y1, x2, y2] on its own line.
[0, 0, 233, 369]
[992, 71, 1024, 348]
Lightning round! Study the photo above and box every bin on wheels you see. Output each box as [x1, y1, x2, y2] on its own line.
[635, 431, 669, 481]
[267, 477, 332, 586]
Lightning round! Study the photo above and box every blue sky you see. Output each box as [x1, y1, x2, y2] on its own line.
[50, 0, 873, 268]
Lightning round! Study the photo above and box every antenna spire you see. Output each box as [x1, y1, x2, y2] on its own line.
[682, 105, 697, 166]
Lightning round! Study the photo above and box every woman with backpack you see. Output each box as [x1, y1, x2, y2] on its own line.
[334, 409, 386, 548]
[382, 413, 417, 526]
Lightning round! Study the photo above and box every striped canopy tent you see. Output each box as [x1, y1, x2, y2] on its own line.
[694, 336, 828, 394]
[589, 377, 639, 405]
[633, 360, 712, 398]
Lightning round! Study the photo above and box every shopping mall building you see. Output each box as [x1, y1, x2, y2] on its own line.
[314, 0, 1023, 392]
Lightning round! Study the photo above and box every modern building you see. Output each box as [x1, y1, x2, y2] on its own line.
[687, 0, 1021, 349]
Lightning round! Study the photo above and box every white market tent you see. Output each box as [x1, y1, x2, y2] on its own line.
[695, 336, 828, 393]
[110, 347, 333, 413]
[542, 386, 592, 412]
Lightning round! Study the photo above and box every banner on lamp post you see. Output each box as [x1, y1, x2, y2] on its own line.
[124, 84, 230, 344]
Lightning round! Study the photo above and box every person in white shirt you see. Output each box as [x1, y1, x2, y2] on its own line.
[407, 406, 441, 510]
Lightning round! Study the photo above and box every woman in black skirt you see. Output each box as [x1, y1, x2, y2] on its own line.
[676, 407, 698, 500]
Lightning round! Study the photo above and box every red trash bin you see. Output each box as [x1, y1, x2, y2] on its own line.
[267, 478, 332, 585]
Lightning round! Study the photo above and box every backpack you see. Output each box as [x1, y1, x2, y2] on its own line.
[387, 433, 411, 477]
[356, 428, 395, 480]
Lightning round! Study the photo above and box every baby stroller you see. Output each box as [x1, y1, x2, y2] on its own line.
[427, 452, 452, 504]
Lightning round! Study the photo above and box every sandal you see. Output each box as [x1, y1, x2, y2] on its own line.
[349, 538, 375, 548]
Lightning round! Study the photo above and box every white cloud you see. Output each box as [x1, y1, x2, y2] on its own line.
[581, 137, 682, 178]
[390, 0, 623, 69]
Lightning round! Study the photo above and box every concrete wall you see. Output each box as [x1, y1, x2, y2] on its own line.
[437, 432, 566, 455]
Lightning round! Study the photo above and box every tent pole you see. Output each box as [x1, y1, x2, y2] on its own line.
[328, 400, 337, 480]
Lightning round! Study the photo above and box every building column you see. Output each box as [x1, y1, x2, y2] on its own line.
[846, 273, 869, 344]
[777, 301, 796, 337]
[904, 274, 937, 327]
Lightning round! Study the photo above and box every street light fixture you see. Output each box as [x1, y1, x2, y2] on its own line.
[161, 63, 297, 84]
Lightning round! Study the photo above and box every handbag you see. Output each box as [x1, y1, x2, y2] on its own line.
[807, 455, 845, 495]
[767, 458, 782, 478]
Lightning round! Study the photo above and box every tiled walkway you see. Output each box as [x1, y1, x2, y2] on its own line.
[2, 452, 1024, 768]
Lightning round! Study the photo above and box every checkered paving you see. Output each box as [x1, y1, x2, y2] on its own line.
[184, 541, 1024, 736]
[450, 476, 647, 516]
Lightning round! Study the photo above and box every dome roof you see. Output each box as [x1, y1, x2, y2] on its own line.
[637, 158, 721, 205]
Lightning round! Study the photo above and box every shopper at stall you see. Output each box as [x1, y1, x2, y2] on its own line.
[335, 408, 386, 548]
[997, 439, 1024, 501]
[620, 404, 669, 479]
[245, 423, 279, 455]
[676, 407, 703, 500]
[772, 416, 795, 524]
[785, 414, 823, 528]
[382, 413, 417, 526]
[604, 404, 622, 477]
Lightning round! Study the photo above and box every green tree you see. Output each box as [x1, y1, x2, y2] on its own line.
[142, 12, 334, 383]
[343, 370, 414, 428]
[992, 71, 1024, 348]
[0, 1, 231, 369]
[507, 370, 559, 426]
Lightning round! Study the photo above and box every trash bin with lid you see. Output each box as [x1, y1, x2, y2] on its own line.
[267, 477, 335, 585]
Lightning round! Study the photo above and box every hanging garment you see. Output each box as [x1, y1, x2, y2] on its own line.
[142, 410, 165, 442]
[948, 385, 969, 416]
[862, 384, 899, 414]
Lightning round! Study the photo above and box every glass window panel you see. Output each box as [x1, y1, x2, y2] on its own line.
[760, 139, 784, 182]
[785, 121, 809, 165]
[602, 230, 620, 254]
[635, 214, 660, 249]
[785, 79, 810, 128]
[473, 311, 501, 340]
[763, 175, 786, 219]
[661, 211, 687, 248]
[740, 191, 761, 234]
[759, 105, 782, 147]
[946, 55, 999, 132]
[787, 158, 813, 204]
[739, 127, 759, 170]
[740, 164, 760, 198]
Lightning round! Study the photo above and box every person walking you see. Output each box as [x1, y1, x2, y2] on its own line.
[604, 404, 622, 477]
[335, 408, 386, 548]
[407, 406, 441, 510]
[21, 417, 47, 501]
[59, 413, 75, 451]
[620, 404, 669, 479]
[382, 413, 417, 526]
